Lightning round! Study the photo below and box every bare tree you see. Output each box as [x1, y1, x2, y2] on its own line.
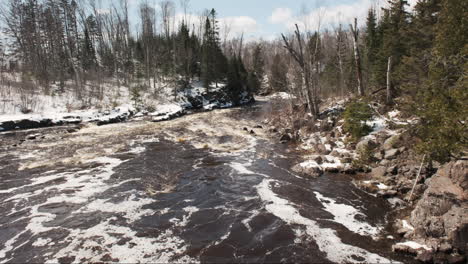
[350, 18, 364, 96]
[386, 56, 392, 104]
[281, 24, 318, 118]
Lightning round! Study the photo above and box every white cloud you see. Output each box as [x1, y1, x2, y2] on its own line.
[270, 0, 419, 32]
[220, 16, 259, 38]
[171, 13, 258, 40]
[269, 8, 293, 25]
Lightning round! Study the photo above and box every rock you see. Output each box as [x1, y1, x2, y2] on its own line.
[380, 159, 390, 166]
[392, 242, 431, 255]
[291, 163, 323, 178]
[384, 148, 400, 160]
[280, 133, 292, 142]
[387, 165, 399, 175]
[439, 242, 453, 253]
[243, 127, 249, 131]
[444, 160, 468, 195]
[383, 134, 401, 150]
[316, 144, 331, 155]
[416, 251, 434, 263]
[356, 138, 377, 153]
[443, 207, 468, 252]
[371, 166, 387, 179]
[373, 151, 384, 161]
[427, 217, 446, 238]
[250, 130, 256, 135]
[447, 253, 466, 264]
[269, 126, 279, 133]
[340, 157, 353, 164]
[410, 160, 468, 254]
[309, 155, 323, 164]
[26, 133, 40, 140]
[343, 164, 355, 174]
[379, 189, 397, 198]
[254, 125, 263, 129]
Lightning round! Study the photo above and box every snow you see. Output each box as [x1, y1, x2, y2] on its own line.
[395, 241, 431, 251]
[150, 103, 184, 122]
[299, 160, 321, 169]
[267, 92, 294, 100]
[377, 183, 390, 190]
[402, 220, 415, 231]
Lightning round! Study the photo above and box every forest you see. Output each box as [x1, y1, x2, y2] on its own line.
[0, 0, 465, 162]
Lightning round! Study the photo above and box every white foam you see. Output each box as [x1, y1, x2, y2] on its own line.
[256, 179, 393, 263]
[230, 162, 255, 174]
[81, 193, 154, 223]
[32, 238, 52, 247]
[314, 192, 380, 236]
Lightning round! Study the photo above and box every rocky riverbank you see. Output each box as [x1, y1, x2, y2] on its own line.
[257, 98, 467, 263]
[0, 86, 254, 132]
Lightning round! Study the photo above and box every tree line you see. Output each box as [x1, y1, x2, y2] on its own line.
[0, 0, 255, 102]
[0, 0, 465, 161]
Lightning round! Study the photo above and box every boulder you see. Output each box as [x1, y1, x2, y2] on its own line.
[384, 148, 400, 160]
[373, 151, 384, 161]
[371, 166, 387, 179]
[316, 144, 331, 155]
[356, 138, 377, 153]
[291, 162, 323, 178]
[410, 160, 468, 254]
[392, 241, 432, 255]
[308, 155, 323, 164]
[383, 134, 401, 150]
[387, 165, 399, 175]
[280, 133, 292, 142]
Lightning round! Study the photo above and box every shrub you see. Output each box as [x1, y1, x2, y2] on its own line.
[343, 100, 373, 141]
[130, 84, 144, 112]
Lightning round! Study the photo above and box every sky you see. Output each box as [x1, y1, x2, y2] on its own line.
[116, 0, 418, 41]
[0, 0, 418, 43]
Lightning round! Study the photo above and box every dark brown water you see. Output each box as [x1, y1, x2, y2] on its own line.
[0, 102, 412, 263]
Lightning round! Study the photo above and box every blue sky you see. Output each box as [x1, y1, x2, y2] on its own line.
[0, 0, 417, 42]
[101, 0, 416, 40]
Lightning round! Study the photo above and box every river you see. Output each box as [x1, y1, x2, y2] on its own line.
[0, 99, 411, 263]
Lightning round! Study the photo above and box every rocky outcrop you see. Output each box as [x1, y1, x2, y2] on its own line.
[402, 160, 468, 262]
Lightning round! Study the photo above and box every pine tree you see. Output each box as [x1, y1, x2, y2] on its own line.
[400, 0, 442, 100]
[201, 9, 227, 89]
[374, 0, 410, 91]
[269, 54, 287, 92]
[413, 0, 467, 162]
[249, 44, 265, 93]
[364, 7, 380, 89]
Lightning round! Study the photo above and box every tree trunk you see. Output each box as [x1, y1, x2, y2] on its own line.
[350, 18, 364, 97]
[386, 56, 393, 104]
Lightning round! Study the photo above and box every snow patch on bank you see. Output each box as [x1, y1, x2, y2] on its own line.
[395, 241, 431, 251]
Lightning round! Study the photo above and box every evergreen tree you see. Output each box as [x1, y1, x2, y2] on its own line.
[364, 7, 380, 88]
[201, 9, 227, 89]
[248, 44, 265, 93]
[374, 0, 410, 90]
[269, 54, 288, 92]
[413, 0, 467, 162]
